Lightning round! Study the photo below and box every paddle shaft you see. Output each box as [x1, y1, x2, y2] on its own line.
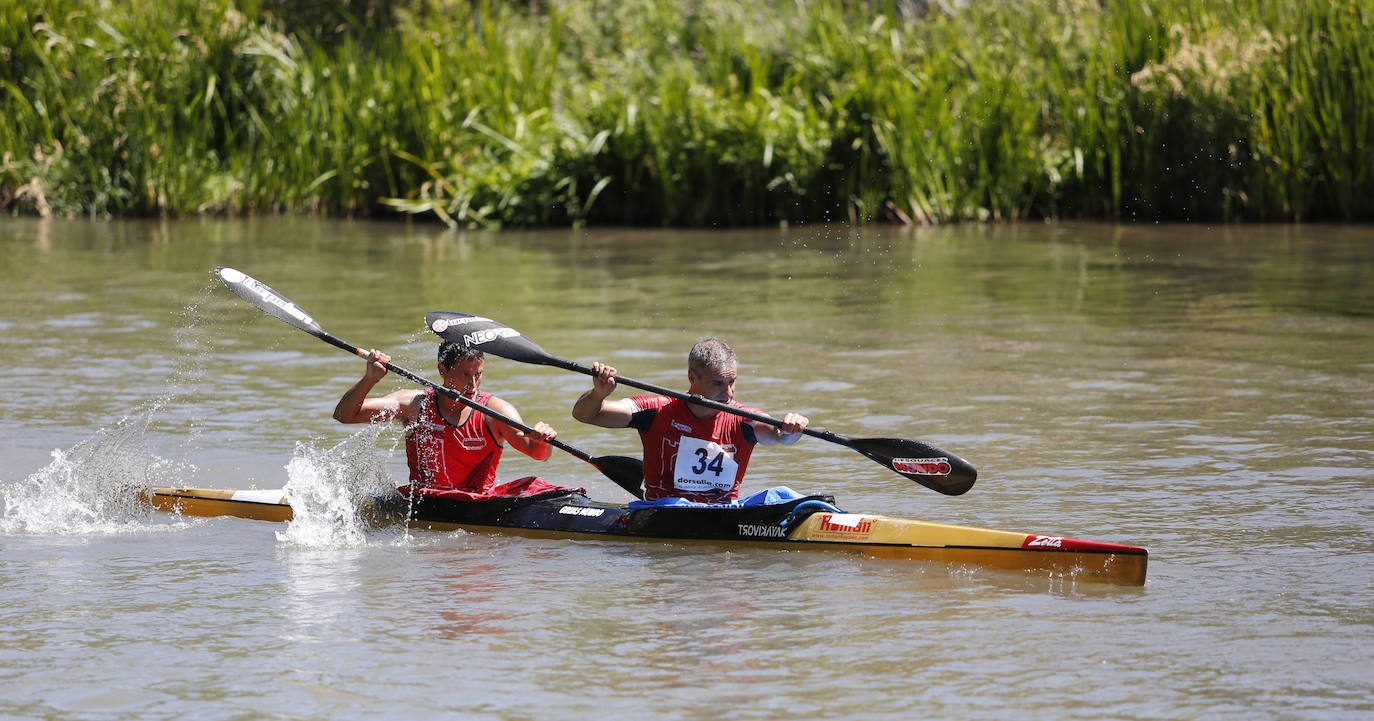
[540, 356, 850, 443]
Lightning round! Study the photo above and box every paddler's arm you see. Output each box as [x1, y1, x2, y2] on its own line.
[484, 396, 556, 461]
[333, 349, 421, 424]
[753, 412, 809, 446]
[571, 362, 636, 428]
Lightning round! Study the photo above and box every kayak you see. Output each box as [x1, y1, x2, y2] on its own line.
[198, 269, 1145, 583]
[149, 486, 1149, 586]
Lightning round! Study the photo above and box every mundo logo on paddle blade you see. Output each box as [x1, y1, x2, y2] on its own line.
[891, 457, 951, 475]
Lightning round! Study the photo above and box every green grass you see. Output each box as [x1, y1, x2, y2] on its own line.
[2, 0, 1370, 226]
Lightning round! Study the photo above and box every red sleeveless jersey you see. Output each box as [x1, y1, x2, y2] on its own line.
[628, 395, 761, 502]
[405, 389, 503, 491]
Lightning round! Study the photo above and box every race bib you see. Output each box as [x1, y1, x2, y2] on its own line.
[672, 436, 740, 493]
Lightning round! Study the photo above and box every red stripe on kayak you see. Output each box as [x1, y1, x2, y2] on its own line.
[1022, 534, 1147, 554]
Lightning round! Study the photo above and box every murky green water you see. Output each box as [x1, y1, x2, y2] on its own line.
[2, 217, 1372, 720]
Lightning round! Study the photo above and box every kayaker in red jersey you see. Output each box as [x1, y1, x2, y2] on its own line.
[334, 341, 560, 494]
[571, 338, 809, 503]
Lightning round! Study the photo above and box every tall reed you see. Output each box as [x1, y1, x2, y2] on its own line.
[3, 0, 1370, 225]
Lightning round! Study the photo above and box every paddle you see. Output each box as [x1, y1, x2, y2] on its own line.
[423, 311, 978, 496]
[212, 268, 646, 499]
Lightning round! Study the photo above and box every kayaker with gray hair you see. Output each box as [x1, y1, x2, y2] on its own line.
[572, 337, 808, 503]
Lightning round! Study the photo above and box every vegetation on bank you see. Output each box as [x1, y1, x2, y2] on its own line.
[2, 0, 1370, 227]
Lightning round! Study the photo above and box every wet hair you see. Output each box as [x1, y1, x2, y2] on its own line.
[688, 337, 736, 376]
[438, 341, 484, 370]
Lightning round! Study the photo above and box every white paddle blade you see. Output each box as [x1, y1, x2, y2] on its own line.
[215, 267, 323, 335]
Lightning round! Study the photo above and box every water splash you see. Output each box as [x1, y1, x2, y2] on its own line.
[1, 410, 192, 535]
[276, 422, 405, 548]
[3, 284, 415, 542]
[1, 285, 234, 536]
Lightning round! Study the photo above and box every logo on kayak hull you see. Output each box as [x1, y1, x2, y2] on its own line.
[891, 457, 951, 475]
[558, 506, 606, 517]
[1024, 535, 1064, 548]
[738, 524, 787, 538]
[808, 513, 876, 540]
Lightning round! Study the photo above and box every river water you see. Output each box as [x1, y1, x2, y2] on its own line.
[1, 217, 1371, 720]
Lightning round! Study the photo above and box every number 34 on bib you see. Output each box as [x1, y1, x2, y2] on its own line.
[672, 437, 740, 493]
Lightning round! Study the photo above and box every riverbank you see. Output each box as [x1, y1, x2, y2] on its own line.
[3, 0, 1370, 227]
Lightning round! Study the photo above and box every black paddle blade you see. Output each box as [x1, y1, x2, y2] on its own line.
[424, 311, 556, 366]
[588, 455, 646, 499]
[844, 437, 978, 496]
[215, 267, 324, 337]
